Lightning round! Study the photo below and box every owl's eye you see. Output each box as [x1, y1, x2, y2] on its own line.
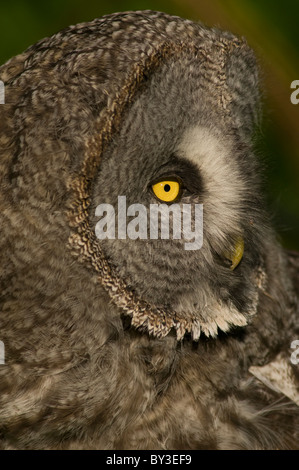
[151, 179, 181, 202]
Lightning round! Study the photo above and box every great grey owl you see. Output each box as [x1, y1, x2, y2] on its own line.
[0, 10, 298, 450]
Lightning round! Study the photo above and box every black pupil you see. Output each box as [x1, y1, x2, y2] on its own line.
[164, 184, 171, 192]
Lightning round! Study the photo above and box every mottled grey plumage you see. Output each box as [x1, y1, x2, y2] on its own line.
[0, 10, 298, 449]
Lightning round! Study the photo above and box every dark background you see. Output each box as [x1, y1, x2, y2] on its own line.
[1, 0, 298, 250]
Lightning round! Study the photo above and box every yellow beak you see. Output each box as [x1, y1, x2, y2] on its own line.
[229, 237, 244, 270]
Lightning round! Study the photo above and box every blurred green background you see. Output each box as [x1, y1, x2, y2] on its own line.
[1, 0, 298, 250]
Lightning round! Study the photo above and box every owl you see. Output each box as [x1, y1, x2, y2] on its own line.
[0, 10, 298, 450]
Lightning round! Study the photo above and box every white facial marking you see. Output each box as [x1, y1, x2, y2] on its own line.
[176, 126, 245, 245]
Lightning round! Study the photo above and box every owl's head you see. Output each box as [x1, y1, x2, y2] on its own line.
[1, 11, 271, 341]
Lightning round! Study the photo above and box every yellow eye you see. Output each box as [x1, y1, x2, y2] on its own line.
[151, 180, 181, 202]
